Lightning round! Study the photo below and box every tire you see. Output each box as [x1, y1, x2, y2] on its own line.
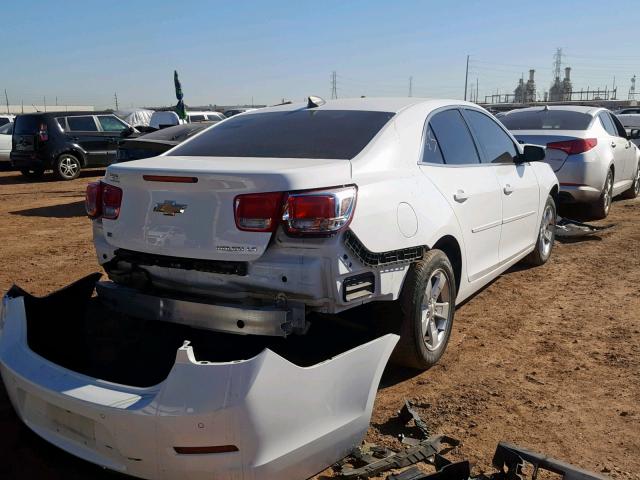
[391, 249, 456, 370]
[620, 162, 640, 199]
[524, 195, 556, 266]
[54, 153, 81, 180]
[590, 169, 613, 219]
[20, 168, 45, 179]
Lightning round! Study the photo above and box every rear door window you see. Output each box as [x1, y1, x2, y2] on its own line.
[0, 123, 13, 134]
[97, 115, 128, 132]
[463, 109, 518, 164]
[609, 113, 628, 138]
[206, 114, 222, 121]
[421, 125, 445, 164]
[189, 115, 206, 122]
[0, 118, 9, 127]
[427, 109, 480, 165]
[598, 113, 618, 136]
[67, 116, 98, 132]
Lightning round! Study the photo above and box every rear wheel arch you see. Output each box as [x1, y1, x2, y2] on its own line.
[431, 235, 462, 293]
[57, 148, 86, 166]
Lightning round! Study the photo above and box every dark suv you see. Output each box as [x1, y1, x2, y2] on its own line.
[11, 111, 135, 180]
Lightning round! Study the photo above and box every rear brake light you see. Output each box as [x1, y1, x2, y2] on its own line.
[38, 123, 48, 142]
[143, 175, 198, 183]
[85, 182, 123, 220]
[547, 138, 597, 155]
[85, 181, 102, 218]
[283, 186, 357, 236]
[234, 192, 284, 232]
[102, 184, 123, 219]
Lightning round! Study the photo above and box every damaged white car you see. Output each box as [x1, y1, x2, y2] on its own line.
[0, 97, 558, 480]
[90, 97, 558, 368]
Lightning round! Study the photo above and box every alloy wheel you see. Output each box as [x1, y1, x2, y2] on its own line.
[603, 172, 613, 215]
[539, 203, 555, 258]
[421, 269, 451, 351]
[58, 155, 80, 179]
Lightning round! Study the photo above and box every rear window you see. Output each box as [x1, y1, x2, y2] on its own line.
[170, 110, 395, 160]
[0, 118, 10, 127]
[499, 110, 593, 130]
[13, 115, 44, 134]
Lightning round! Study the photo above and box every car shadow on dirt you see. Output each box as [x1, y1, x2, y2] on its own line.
[0, 169, 105, 186]
[10, 200, 86, 218]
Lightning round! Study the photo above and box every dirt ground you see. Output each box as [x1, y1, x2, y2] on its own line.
[0, 169, 637, 479]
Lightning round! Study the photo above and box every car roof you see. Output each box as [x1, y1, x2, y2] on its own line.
[242, 97, 478, 115]
[501, 105, 604, 116]
[16, 111, 112, 118]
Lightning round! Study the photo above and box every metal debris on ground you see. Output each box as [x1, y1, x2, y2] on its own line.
[335, 435, 460, 479]
[555, 217, 615, 239]
[334, 400, 609, 480]
[492, 441, 608, 480]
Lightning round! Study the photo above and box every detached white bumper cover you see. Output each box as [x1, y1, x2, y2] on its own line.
[0, 278, 398, 480]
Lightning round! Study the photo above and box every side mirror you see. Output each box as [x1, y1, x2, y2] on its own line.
[520, 144, 545, 163]
[629, 129, 640, 140]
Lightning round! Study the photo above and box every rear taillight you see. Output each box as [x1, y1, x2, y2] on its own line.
[102, 184, 123, 219]
[282, 186, 357, 236]
[234, 186, 357, 236]
[38, 123, 48, 142]
[547, 138, 597, 155]
[85, 181, 102, 218]
[234, 192, 284, 232]
[85, 182, 123, 220]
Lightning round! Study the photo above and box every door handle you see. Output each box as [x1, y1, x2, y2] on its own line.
[71, 136, 79, 141]
[611, 141, 617, 148]
[503, 184, 514, 195]
[453, 190, 469, 203]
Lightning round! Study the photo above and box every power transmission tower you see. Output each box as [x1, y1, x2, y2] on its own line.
[552, 48, 563, 81]
[4, 89, 9, 114]
[464, 55, 470, 101]
[475, 78, 479, 103]
[330, 71, 338, 99]
[114, 92, 119, 110]
[409, 76, 413, 97]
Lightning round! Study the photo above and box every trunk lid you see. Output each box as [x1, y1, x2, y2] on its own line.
[514, 130, 588, 172]
[102, 155, 352, 261]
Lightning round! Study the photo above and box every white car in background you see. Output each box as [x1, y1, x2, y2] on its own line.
[187, 111, 225, 122]
[500, 106, 640, 218]
[0, 122, 13, 167]
[90, 97, 558, 369]
[616, 113, 640, 147]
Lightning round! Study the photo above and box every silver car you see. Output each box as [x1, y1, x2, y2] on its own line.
[500, 106, 640, 218]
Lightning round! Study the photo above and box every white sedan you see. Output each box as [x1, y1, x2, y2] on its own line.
[500, 106, 640, 218]
[91, 97, 558, 369]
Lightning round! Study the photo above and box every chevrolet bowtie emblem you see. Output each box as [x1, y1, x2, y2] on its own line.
[153, 200, 187, 216]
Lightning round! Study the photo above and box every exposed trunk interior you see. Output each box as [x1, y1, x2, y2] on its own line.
[16, 274, 380, 388]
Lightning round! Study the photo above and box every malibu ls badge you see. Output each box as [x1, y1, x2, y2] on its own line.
[153, 200, 187, 216]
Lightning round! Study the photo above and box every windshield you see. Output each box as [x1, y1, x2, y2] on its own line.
[170, 110, 395, 159]
[499, 110, 593, 130]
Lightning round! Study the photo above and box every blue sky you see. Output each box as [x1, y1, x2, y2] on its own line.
[1, 0, 639, 108]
